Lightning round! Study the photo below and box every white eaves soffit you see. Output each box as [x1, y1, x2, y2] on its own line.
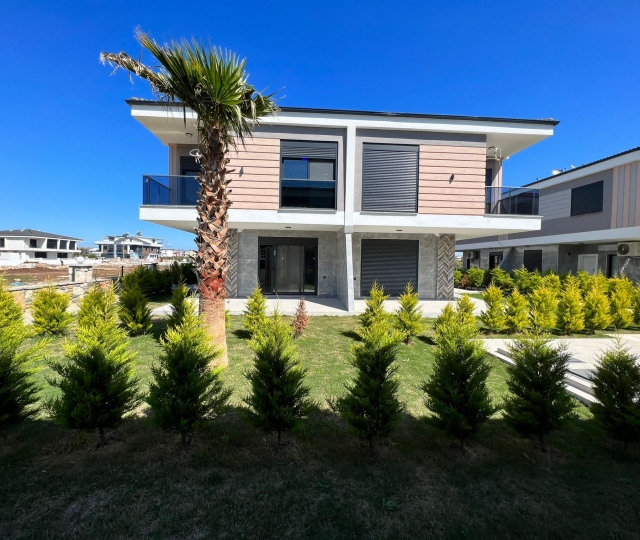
[129, 103, 555, 159]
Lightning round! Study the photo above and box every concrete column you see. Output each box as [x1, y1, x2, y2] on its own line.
[344, 123, 356, 234]
[344, 232, 355, 312]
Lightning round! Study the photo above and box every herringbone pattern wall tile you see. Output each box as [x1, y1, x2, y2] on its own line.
[436, 234, 455, 300]
[226, 230, 238, 298]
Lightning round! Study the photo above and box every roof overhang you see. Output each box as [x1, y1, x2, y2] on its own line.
[127, 101, 557, 159]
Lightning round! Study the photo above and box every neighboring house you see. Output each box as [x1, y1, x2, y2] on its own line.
[129, 99, 558, 310]
[95, 232, 163, 259]
[0, 229, 81, 264]
[457, 146, 640, 281]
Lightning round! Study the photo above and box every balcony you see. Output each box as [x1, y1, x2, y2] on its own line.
[485, 186, 539, 216]
[143, 175, 199, 206]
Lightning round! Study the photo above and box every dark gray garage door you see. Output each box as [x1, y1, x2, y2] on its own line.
[360, 239, 419, 297]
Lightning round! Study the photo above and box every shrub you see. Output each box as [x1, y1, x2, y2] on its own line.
[394, 282, 423, 343]
[30, 284, 73, 336]
[490, 267, 514, 292]
[169, 261, 197, 285]
[166, 282, 194, 332]
[0, 318, 46, 430]
[243, 310, 312, 444]
[433, 297, 476, 341]
[360, 281, 390, 328]
[243, 283, 268, 337]
[119, 284, 153, 336]
[482, 269, 492, 287]
[422, 320, 496, 442]
[480, 284, 507, 333]
[456, 295, 477, 327]
[505, 290, 529, 333]
[633, 284, 640, 325]
[331, 321, 405, 448]
[540, 273, 561, 294]
[465, 267, 485, 289]
[609, 277, 633, 330]
[503, 335, 576, 449]
[148, 311, 231, 444]
[528, 286, 558, 333]
[512, 266, 541, 295]
[77, 283, 118, 329]
[292, 297, 309, 338]
[454, 269, 463, 288]
[46, 314, 141, 444]
[576, 270, 592, 293]
[0, 279, 23, 327]
[589, 341, 640, 450]
[557, 283, 585, 335]
[584, 286, 612, 333]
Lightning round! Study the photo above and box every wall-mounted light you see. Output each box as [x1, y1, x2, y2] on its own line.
[239, 167, 244, 177]
[285, 226, 292, 229]
[449, 174, 455, 183]
[185, 132, 193, 137]
[396, 229, 402, 232]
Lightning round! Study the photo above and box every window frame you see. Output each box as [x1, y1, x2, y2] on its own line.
[279, 141, 338, 210]
[29, 239, 37, 248]
[570, 180, 604, 217]
[46, 239, 57, 249]
[523, 249, 543, 272]
[34, 252, 47, 259]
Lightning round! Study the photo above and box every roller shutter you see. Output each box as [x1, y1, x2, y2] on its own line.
[361, 239, 419, 296]
[281, 140, 338, 160]
[362, 143, 418, 212]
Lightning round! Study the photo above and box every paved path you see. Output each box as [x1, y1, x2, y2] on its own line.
[152, 294, 486, 318]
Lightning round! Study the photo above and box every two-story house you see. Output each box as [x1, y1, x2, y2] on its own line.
[0, 229, 82, 264]
[457, 146, 640, 281]
[129, 99, 557, 310]
[95, 232, 163, 259]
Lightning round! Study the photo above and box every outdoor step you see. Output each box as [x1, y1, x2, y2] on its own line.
[565, 372, 594, 396]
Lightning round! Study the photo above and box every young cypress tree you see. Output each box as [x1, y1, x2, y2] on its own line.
[30, 284, 73, 336]
[148, 311, 231, 444]
[584, 286, 612, 334]
[77, 283, 118, 329]
[243, 283, 268, 337]
[589, 341, 640, 450]
[0, 288, 46, 431]
[422, 320, 496, 443]
[480, 284, 507, 333]
[609, 277, 633, 330]
[46, 314, 141, 444]
[243, 310, 312, 444]
[455, 294, 477, 328]
[291, 297, 309, 338]
[331, 321, 405, 448]
[433, 298, 476, 341]
[528, 286, 558, 333]
[505, 289, 529, 333]
[540, 273, 562, 294]
[557, 283, 585, 335]
[394, 282, 423, 344]
[632, 284, 640, 326]
[166, 282, 194, 332]
[119, 284, 153, 336]
[576, 270, 592, 294]
[503, 335, 576, 450]
[360, 281, 390, 328]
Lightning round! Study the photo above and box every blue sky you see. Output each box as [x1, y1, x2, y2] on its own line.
[1, 1, 638, 248]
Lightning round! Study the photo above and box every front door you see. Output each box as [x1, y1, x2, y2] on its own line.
[258, 238, 318, 295]
[578, 254, 598, 275]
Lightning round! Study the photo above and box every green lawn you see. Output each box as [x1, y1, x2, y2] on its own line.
[1, 315, 639, 539]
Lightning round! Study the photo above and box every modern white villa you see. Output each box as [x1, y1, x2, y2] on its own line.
[95, 232, 163, 259]
[0, 229, 82, 265]
[127, 99, 558, 310]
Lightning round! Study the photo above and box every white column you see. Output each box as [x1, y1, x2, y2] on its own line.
[343, 123, 357, 312]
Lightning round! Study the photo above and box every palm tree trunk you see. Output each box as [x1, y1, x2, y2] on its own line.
[195, 124, 230, 366]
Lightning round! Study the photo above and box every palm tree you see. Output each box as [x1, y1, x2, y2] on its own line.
[101, 30, 278, 365]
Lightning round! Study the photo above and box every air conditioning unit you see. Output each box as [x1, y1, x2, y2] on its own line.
[465, 251, 479, 260]
[617, 243, 640, 257]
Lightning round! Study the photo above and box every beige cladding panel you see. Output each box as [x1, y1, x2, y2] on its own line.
[610, 161, 640, 228]
[227, 137, 280, 210]
[418, 144, 485, 215]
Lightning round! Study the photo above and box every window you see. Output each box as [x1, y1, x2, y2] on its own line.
[608, 254, 619, 278]
[280, 141, 338, 209]
[34, 252, 47, 259]
[59, 240, 67, 249]
[0, 238, 4, 248]
[571, 180, 603, 216]
[489, 251, 503, 270]
[523, 250, 542, 272]
[57, 253, 68, 259]
[30, 239, 37, 248]
[69, 241, 76, 250]
[46, 239, 57, 249]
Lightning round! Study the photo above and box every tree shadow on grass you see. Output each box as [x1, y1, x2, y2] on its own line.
[232, 328, 252, 340]
[339, 330, 361, 341]
[417, 334, 436, 345]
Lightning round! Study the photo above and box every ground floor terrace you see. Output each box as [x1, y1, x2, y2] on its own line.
[225, 230, 457, 310]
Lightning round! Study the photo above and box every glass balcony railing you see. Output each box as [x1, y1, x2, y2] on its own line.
[143, 175, 199, 206]
[485, 186, 540, 216]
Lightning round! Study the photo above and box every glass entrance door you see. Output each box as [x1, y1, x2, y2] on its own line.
[258, 239, 317, 295]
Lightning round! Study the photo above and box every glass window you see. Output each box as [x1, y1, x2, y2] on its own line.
[309, 160, 334, 181]
[69, 241, 76, 250]
[30, 239, 37, 248]
[46, 239, 57, 249]
[34, 252, 46, 259]
[0, 238, 4, 248]
[282, 159, 309, 179]
[57, 253, 68, 259]
[571, 181, 603, 216]
[523, 250, 542, 272]
[59, 240, 67, 249]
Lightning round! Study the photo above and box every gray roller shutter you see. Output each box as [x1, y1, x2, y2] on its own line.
[361, 239, 419, 297]
[362, 143, 418, 212]
[281, 140, 338, 159]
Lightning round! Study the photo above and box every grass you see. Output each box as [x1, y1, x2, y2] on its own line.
[2, 315, 640, 539]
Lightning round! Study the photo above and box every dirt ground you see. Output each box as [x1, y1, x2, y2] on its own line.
[1, 262, 158, 285]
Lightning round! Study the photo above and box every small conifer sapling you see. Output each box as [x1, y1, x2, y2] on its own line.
[292, 297, 309, 338]
[243, 283, 268, 337]
[394, 282, 423, 343]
